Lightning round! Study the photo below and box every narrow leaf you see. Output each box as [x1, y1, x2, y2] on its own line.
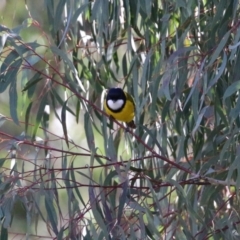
[0, 225, 8, 240]
[223, 81, 240, 102]
[61, 99, 70, 147]
[207, 30, 231, 67]
[22, 73, 42, 92]
[84, 113, 95, 150]
[9, 80, 19, 125]
[117, 180, 128, 223]
[32, 95, 47, 140]
[45, 195, 59, 235]
[0, 58, 22, 93]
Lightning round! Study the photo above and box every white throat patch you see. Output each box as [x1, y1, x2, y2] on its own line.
[107, 99, 124, 110]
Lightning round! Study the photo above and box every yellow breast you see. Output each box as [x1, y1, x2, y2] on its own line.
[104, 99, 135, 123]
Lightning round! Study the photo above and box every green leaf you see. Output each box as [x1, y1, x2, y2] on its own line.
[0, 225, 8, 240]
[12, 18, 34, 35]
[0, 58, 22, 93]
[223, 81, 240, 102]
[84, 112, 95, 150]
[54, 0, 66, 34]
[117, 180, 128, 223]
[192, 106, 208, 137]
[183, 57, 207, 109]
[23, 73, 42, 98]
[206, 30, 231, 67]
[71, 3, 90, 24]
[61, 99, 70, 147]
[76, 98, 80, 123]
[9, 80, 19, 125]
[8, 40, 40, 58]
[89, 186, 109, 238]
[50, 46, 86, 93]
[206, 51, 227, 92]
[57, 227, 65, 240]
[45, 194, 59, 235]
[32, 95, 47, 140]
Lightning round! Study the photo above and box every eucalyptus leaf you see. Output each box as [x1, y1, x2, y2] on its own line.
[45, 194, 59, 235]
[9, 80, 19, 125]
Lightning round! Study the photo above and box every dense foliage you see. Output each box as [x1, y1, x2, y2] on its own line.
[0, 0, 240, 239]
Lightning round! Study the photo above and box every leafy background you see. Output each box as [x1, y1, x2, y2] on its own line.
[0, 0, 240, 239]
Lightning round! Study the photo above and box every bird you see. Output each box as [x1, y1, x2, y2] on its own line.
[104, 88, 136, 128]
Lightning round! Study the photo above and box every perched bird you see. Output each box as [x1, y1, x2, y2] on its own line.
[104, 88, 136, 128]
